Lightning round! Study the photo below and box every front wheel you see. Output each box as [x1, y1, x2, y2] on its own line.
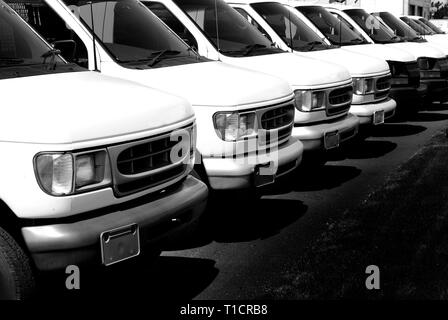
[0, 226, 35, 300]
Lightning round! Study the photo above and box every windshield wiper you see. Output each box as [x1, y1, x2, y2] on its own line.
[146, 50, 181, 67]
[41, 49, 61, 70]
[242, 43, 267, 56]
[301, 41, 324, 51]
[350, 38, 365, 44]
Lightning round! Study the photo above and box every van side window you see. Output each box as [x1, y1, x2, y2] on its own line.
[8, 1, 88, 68]
[145, 2, 198, 50]
[233, 7, 272, 42]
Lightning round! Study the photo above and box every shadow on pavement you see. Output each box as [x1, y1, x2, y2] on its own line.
[293, 165, 361, 192]
[410, 112, 448, 122]
[169, 197, 307, 248]
[37, 256, 218, 300]
[343, 140, 397, 159]
[423, 102, 448, 112]
[369, 123, 427, 137]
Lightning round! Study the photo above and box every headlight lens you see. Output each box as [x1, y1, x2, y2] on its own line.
[417, 57, 430, 70]
[294, 90, 325, 112]
[214, 112, 256, 141]
[35, 150, 111, 196]
[418, 58, 441, 79]
[36, 154, 73, 195]
[387, 60, 409, 85]
[353, 78, 375, 95]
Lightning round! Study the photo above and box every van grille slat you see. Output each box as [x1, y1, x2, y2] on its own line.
[261, 105, 294, 131]
[117, 136, 178, 175]
[327, 86, 353, 116]
[109, 125, 193, 197]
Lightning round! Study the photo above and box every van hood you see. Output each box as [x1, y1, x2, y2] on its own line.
[296, 48, 390, 77]
[342, 44, 416, 63]
[0, 72, 193, 144]
[111, 61, 293, 107]
[425, 36, 448, 54]
[223, 52, 352, 89]
[386, 42, 445, 59]
[424, 40, 448, 56]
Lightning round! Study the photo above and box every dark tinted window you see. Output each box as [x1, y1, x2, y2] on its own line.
[297, 5, 365, 45]
[420, 18, 445, 34]
[233, 7, 272, 42]
[7, 0, 88, 67]
[251, 2, 328, 51]
[144, 2, 198, 49]
[374, 12, 420, 41]
[344, 9, 402, 44]
[174, 0, 283, 57]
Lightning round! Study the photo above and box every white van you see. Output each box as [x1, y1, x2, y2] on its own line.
[401, 16, 448, 48]
[372, 11, 448, 55]
[0, 0, 208, 299]
[10, 0, 304, 192]
[326, 6, 448, 103]
[143, 0, 360, 160]
[226, 0, 396, 127]
[294, 3, 427, 113]
[429, 19, 448, 34]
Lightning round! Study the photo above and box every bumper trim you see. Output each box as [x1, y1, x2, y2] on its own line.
[203, 137, 303, 190]
[22, 176, 208, 256]
[293, 113, 360, 151]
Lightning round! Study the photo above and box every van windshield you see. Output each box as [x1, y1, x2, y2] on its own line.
[250, 2, 330, 52]
[61, 0, 202, 67]
[344, 9, 403, 44]
[373, 12, 422, 42]
[173, 0, 283, 57]
[296, 6, 366, 46]
[0, 0, 65, 72]
[419, 18, 445, 34]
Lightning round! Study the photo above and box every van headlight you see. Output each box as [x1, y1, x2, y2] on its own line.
[213, 112, 257, 141]
[417, 57, 430, 70]
[294, 90, 325, 112]
[35, 150, 112, 196]
[353, 78, 375, 95]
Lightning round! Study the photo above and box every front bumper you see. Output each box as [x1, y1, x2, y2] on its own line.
[421, 78, 448, 102]
[350, 98, 397, 126]
[202, 137, 303, 190]
[22, 176, 208, 271]
[292, 113, 360, 152]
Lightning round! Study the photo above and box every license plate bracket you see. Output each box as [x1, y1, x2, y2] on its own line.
[100, 224, 140, 266]
[255, 162, 275, 187]
[373, 110, 385, 125]
[324, 131, 340, 150]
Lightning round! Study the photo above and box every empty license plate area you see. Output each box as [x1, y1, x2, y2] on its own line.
[373, 110, 385, 125]
[324, 131, 340, 150]
[101, 224, 140, 266]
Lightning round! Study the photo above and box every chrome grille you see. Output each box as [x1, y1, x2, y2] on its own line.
[375, 76, 391, 100]
[259, 104, 294, 146]
[327, 86, 353, 116]
[437, 58, 448, 78]
[376, 76, 391, 91]
[261, 105, 294, 130]
[117, 136, 176, 175]
[108, 125, 193, 197]
[406, 62, 421, 87]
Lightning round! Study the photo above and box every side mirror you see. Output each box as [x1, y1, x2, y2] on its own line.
[52, 40, 77, 61]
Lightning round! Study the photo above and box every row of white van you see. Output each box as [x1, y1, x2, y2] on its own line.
[0, 0, 447, 299]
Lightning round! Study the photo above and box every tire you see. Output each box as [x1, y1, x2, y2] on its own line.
[0, 226, 35, 300]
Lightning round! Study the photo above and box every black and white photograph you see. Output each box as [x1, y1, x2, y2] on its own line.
[1, 0, 448, 315]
